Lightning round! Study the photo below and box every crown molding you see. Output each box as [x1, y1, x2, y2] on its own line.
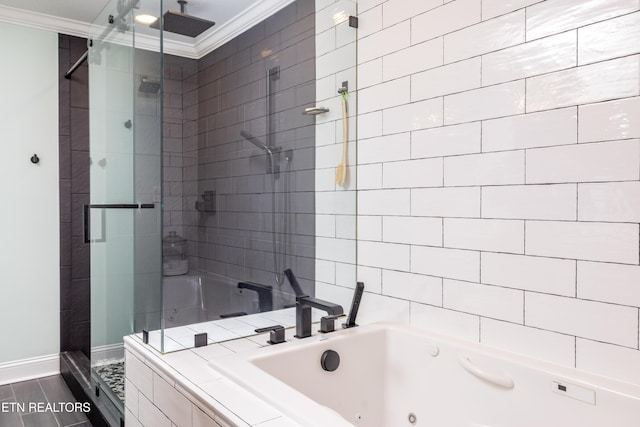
[136, 34, 199, 59]
[193, 0, 296, 58]
[0, 0, 295, 59]
[0, 4, 90, 38]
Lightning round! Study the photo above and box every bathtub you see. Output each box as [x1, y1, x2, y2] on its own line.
[163, 272, 262, 328]
[208, 323, 640, 427]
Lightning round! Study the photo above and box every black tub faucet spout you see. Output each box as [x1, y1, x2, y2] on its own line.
[284, 269, 345, 338]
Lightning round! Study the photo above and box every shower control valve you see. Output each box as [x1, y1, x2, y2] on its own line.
[319, 314, 346, 334]
[195, 190, 216, 214]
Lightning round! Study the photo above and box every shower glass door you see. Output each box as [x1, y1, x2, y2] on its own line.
[88, 0, 164, 419]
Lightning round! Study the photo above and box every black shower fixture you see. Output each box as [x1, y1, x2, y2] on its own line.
[150, 0, 215, 38]
[139, 77, 161, 94]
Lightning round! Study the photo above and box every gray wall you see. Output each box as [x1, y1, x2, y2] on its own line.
[184, 0, 317, 299]
[59, 34, 91, 357]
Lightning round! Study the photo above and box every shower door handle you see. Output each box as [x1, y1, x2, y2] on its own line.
[83, 203, 155, 244]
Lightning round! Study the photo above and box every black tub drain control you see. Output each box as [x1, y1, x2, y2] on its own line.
[321, 350, 340, 372]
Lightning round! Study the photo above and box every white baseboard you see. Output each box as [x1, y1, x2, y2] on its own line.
[91, 343, 124, 364]
[0, 354, 59, 385]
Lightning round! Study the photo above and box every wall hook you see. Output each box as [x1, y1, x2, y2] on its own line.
[337, 81, 348, 94]
[30, 154, 40, 164]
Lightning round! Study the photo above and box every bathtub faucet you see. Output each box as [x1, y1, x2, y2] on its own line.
[295, 294, 345, 338]
[284, 269, 345, 338]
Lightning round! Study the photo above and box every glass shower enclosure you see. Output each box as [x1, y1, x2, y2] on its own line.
[83, 0, 358, 424]
[87, 0, 164, 423]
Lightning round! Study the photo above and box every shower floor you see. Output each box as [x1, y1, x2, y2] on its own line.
[93, 360, 125, 402]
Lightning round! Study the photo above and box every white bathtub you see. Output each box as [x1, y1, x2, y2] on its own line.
[209, 323, 640, 427]
[163, 272, 261, 328]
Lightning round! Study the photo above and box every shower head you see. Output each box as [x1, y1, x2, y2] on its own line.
[150, 0, 215, 38]
[139, 77, 161, 94]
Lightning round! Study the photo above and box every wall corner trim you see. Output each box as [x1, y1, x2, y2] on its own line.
[0, 354, 60, 386]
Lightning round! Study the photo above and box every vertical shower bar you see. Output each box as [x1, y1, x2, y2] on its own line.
[266, 66, 280, 152]
[265, 66, 285, 286]
[266, 69, 271, 149]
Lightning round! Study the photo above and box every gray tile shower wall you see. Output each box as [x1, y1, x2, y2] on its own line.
[59, 34, 90, 357]
[162, 55, 197, 242]
[188, 0, 317, 292]
[133, 52, 198, 330]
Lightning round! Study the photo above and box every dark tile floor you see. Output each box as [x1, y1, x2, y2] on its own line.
[0, 375, 92, 427]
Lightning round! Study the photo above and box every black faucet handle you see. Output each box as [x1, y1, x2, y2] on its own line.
[319, 314, 346, 334]
[255, 325, 285, 344]
[322, 313, 346, 320]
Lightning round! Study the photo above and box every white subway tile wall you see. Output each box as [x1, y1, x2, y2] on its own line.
[443, 9, 526, 64]
[525, 55, 639, 112]
[577, 12, 640, 65]
[382, 98, 443, 135]
[411, 57, 481, 101]
[382, 157, 443, 188]
[382, 216, 443, 246]
[347, 0, 640, 386]
[409, 301, 480, 342]
[578, 96, 640, 143]
[444, 80, 526, 124]
[480, 318, 576, 367]
[481, 29, 576, 86]
[443, 279, 524, 323]
[525, 0, 638, 41]
[411, 122, 481, 158]
[482, 107, 577, 152]
[383, 38, 443, 81]
[481, 184, 577, 220]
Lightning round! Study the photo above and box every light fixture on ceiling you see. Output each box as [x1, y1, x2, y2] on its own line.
[135, 14, 158, 25]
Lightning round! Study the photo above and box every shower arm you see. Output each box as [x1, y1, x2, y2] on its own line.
[240, 130, 281, 175]
[239, 130, 279, 155]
